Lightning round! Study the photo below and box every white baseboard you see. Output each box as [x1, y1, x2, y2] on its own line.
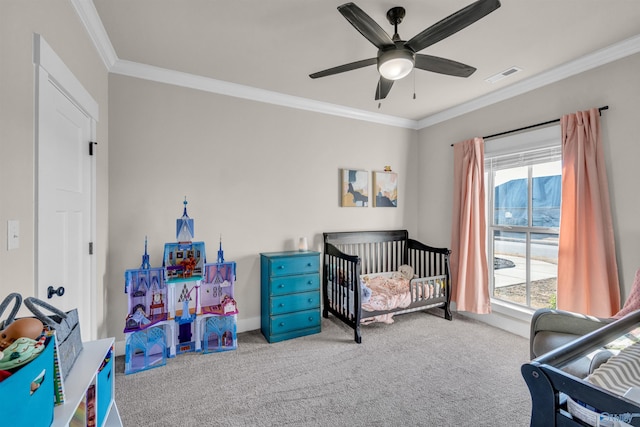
[455, 300, 533, 339]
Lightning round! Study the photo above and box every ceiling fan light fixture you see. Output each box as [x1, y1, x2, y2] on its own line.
[378, 49, 414, 80]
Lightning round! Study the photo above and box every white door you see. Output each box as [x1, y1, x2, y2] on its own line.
[35, 35, 97, 341]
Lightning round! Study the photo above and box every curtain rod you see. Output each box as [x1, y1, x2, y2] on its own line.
[450, 105, 609, 146]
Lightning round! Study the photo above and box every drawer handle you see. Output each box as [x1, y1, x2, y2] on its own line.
[278, 265, 285, 270]
[279, 322, 285, 327]
[278, 284, 285, 288]
[308, 298, 313, 302]
[279, 303, 285, 307]
[307, 263, 312, 267]
[308, 317, 313, 322]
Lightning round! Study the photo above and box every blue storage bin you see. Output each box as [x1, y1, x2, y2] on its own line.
[97, 346, 114, 426]
[0, 336, 54, 426]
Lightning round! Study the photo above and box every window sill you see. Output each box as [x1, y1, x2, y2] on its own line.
[490, 298, 536, 322]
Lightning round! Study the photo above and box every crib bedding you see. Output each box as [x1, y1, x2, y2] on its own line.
[361, 272, 412, 324]
[327, 270, 447, 325]
[361, 272, 411, 311]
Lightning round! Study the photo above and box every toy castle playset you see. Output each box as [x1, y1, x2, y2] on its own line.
[123, 199, 238, 375]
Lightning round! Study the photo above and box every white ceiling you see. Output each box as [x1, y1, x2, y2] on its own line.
[90, 0, 640, 125]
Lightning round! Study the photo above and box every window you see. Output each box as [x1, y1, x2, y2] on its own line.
[485, 125, 561, 310]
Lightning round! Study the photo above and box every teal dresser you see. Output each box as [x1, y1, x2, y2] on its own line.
[260, 251, 321, 343]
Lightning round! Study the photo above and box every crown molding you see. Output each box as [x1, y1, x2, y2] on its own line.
[75, 1, 639, 131]
[71, 0, 117, 70]
[110, 59, 418, 129]
[417, 33, 640, 130]
[73, 1, 416, 128]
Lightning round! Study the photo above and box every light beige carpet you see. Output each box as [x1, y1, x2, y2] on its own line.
[115, 311, 531, 426]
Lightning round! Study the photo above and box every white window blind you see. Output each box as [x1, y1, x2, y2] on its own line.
[485, 124, 561, 169]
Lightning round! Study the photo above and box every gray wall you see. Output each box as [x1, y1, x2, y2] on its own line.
[107, 75, 418, 341]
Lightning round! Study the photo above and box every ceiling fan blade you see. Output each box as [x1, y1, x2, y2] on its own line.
[405, 0, 501, 53]
[415, 54, 476, 77]
[309, 58, 377, 79]
[338, 3, 395, 50]
[375, 77, 394, 100]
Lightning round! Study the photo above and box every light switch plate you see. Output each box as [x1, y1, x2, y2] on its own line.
[7, 220, 19, 250]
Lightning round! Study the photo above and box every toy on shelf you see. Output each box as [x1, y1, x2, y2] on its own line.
[123, 198, 238, 374]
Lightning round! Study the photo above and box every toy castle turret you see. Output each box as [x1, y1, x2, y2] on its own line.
[164, 198, 205, 280]
[176, 197, 195, 243]
[140, 236, 151, 269]
[217, 235, 224, 264]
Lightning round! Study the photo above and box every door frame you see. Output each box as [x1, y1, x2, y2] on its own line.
[33, 33, 99, 340]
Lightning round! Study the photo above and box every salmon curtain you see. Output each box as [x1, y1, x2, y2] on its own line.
[557, 108, 620, 317]
[450, 137, 490, 313]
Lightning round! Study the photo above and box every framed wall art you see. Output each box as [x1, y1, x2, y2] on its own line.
[341, 169, 368, 207]
[372, 171, 397, 207]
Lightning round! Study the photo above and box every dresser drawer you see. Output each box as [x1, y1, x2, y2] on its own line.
[269, 274, 319, 296]
[271, 291, 320, 315]
[269, 310, 321, 335]
[268, 255, 319, 277]
[261, 251, 321, 343]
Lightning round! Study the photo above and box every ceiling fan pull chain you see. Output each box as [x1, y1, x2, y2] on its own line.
[413, 70, 417, 100]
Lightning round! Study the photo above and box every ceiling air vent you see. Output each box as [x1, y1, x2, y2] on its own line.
[485, 66, 522, 83]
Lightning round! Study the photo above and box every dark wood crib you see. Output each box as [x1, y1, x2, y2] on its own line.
[323, 230, 452, 343]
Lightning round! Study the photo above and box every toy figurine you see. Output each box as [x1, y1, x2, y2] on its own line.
[0, 317, 43, 352]
[180, 256, 197, 277]
[0, 318, 46, 374]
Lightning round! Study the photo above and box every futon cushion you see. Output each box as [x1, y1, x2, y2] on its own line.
[532, 330, 581, 358]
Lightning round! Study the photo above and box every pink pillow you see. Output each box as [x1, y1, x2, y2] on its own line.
[613, 268, 640, 319]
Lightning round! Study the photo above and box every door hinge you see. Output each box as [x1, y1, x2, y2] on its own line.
[89, 141, 98, 156]
[89, 242, 94, 255]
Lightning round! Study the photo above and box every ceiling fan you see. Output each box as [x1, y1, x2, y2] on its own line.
[309, 0, 501, 100]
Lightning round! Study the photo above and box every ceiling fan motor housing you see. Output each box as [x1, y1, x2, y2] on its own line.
[386, 6, 406, 26]
[377, 43, 415, 80]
